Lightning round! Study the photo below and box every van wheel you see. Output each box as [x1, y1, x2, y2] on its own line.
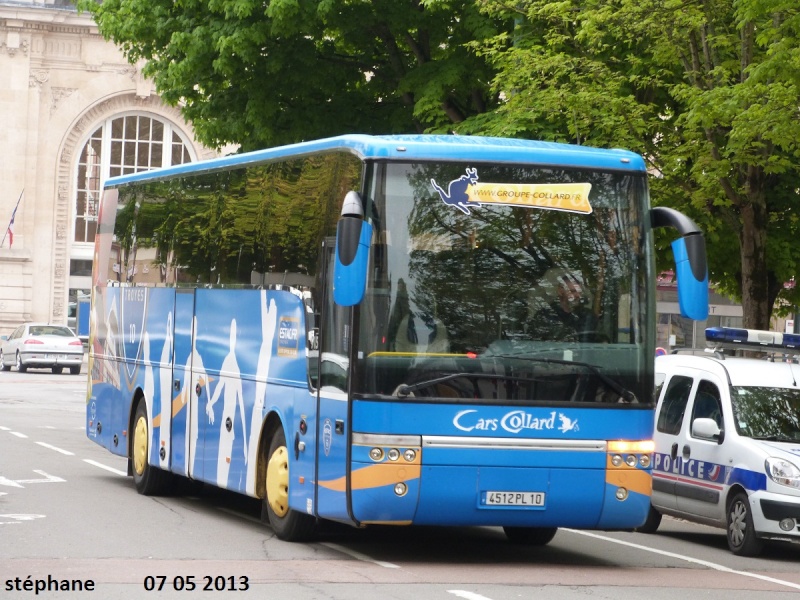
[131, 400, 173, 495]
[635, 505, 662, 533]
[503, 526, 557, 545]
[727, 492, 764, 556]
[262, 427, 316, 541]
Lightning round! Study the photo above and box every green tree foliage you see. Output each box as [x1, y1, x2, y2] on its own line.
[77, 0, 506, 151]
[460, 0, 800, 328]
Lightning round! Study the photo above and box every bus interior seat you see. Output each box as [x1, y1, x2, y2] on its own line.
[394, 313, 449, 354]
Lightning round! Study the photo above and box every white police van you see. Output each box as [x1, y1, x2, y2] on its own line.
[638, 327, 800, 556]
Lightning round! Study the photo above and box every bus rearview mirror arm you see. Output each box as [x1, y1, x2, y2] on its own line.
[333, 191, 373, 307]
[651, 206, 709, 321]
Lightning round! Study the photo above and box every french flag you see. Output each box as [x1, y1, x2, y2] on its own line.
[6, 205, 16, 247]
[5, 190, 22, 248]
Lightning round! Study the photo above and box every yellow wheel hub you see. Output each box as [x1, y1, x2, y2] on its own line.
[266, 445, 290, 517]
[133, 415, 148, 477]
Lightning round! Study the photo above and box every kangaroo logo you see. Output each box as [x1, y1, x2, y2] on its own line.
[430, 168, 479, 215]
[558, 414, 579, 433]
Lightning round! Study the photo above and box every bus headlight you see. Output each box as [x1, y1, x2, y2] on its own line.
[765, 457, 800, 489]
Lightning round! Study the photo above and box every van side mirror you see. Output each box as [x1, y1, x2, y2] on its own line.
[692, 417, 724, 444]
[651, 207, 709, 320]
[333, 191, 372, 307]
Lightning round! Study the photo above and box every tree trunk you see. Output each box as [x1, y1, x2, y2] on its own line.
[738, 191, 770, 330]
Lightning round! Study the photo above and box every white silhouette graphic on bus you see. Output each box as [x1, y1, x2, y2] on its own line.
[206, 319, 248, 487]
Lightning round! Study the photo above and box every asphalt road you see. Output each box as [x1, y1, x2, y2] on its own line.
[1, 366, 799, 599]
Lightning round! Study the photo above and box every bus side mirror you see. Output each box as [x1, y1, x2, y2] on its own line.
[651, 206, 709, 321]
[333, 191, 372, 307]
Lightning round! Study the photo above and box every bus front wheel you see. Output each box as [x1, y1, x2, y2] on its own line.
[263, 427, 316, 542]
[503, 526, 558, 545]
[131, 400, 173, 496]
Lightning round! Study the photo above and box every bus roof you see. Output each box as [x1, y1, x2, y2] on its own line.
[104, 134, 647, 187]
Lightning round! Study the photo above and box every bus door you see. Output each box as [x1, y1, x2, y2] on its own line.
[171, 289, 198, 479]
[315, 240, 354, 523]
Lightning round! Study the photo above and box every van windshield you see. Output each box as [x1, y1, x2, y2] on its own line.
[731, 387, 800, 442]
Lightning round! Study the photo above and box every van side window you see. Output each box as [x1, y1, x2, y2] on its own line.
[691, 380, 723, 430]
[656, 375, 692, 435]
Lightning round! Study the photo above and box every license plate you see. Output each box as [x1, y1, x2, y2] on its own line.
[484, 491, 546, 506]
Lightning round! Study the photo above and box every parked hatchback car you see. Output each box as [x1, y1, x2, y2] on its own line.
[639, 327, 800, 556]
[0, 323, 84, 374]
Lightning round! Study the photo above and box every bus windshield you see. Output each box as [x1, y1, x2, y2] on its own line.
[358, 162, 654, 405]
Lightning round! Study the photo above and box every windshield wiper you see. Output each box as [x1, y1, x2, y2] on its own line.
[395, 372, 541, 398]
[487, 353, 638, 403]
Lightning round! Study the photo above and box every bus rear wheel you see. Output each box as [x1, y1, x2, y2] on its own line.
[263, 427, 316, 542]
[503, 526, 558, 545]
[131, 400, 173, 495]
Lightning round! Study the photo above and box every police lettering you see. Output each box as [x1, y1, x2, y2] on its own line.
[653, 453, 709, 480]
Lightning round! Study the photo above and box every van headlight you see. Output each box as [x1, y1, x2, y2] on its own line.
[765, 457, 800, 489]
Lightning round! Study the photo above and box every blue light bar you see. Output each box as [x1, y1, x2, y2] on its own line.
[705, 327, 800, 353]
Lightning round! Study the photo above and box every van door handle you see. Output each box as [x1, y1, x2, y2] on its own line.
[670, 443, 678, 461]
[682, 444, 691, 460]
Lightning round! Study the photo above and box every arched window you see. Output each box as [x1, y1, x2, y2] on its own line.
[74, 113, 194, 244]
[67, 113, 195, 333]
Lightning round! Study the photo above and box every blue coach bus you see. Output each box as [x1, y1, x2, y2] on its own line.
[86, 134, 708, 543]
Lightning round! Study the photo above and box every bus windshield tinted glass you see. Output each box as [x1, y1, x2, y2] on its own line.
[731, 387, 800, 442]
[358, 162, 653, 405]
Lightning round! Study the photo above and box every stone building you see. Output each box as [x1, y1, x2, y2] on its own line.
[0, 0, 216, 336]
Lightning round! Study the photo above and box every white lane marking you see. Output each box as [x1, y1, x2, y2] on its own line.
[566, 529, 800, 591]
[83, 459, 127, 477]
[448, 591, 495, 600]
[0, 426, 10, 431]
[0, 514, 46, 522]
[0, 477, 24, 488]
[319, 542, 401, 569]
[0, 514, 47, 525]
[36, 442, 75, 456]
[16, 470, 65, 484]
[38, 426, 57, 430]
[9, 431, 27, 438]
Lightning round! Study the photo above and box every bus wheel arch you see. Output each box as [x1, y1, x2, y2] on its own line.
[129, 392, 172, 496]
[260, 416, 316, 542]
